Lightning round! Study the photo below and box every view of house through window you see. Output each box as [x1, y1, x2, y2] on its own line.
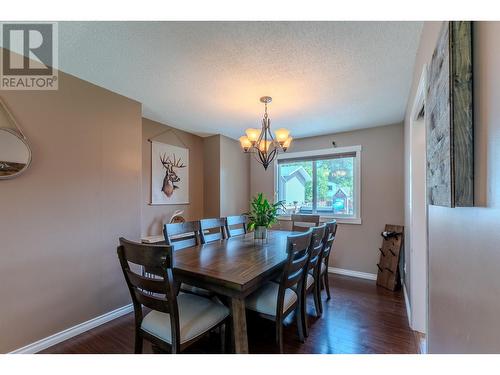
[277, 153, 357, 218]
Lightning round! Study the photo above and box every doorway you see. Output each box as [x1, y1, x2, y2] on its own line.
[408, 66, 428, 350]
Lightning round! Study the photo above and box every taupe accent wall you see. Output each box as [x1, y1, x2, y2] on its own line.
[250, 123, 405, 274]
[0, 68, 142, 353]
[220, 135, 250, 217]
[141, 118, 204, 235]
[405, 21, 500, 353]
[203, 135, 221, 218]
[0, 91, 250, 352]
[203, 134, 250, 218]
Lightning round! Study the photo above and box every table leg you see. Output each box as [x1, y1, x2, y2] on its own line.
[231, 297, 249, 354]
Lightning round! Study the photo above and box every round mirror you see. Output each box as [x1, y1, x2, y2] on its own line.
[0, 128, 32, 179]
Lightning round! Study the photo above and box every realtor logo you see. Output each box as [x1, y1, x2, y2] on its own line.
[1, 22, 58, 90]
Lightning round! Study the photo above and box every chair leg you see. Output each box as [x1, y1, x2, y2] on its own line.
[315, 279, 323, 316]
[312, 285, 321, 318]
[220, 323, 226, 353]
[171, 342, 180, 354]
[302, 289, 309, 338]
[324, 272, 331, 300]
[276, 320, 284, 354]
[295, 305, 305, 343]
[134, 331, 143, 354]
[224, 319, 233, 353]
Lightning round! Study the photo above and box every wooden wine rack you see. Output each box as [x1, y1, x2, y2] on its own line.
[376, 224, 404, 291]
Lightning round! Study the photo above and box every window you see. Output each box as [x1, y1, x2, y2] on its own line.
[275, 146, 361, 223]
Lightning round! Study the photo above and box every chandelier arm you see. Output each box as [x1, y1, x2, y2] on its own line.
[258, 149, 268, 165]
[267, 148, 278, 165]
[252, 149, 266, 166]
[267, 119, 276, 143]
[264, 119, 268, 149]
[257, 119, 265, 145]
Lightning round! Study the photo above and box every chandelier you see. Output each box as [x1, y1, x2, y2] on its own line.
[239, 96, 292, 170]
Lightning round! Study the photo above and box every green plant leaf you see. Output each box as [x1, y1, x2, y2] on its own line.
[247, 193, 283, 229]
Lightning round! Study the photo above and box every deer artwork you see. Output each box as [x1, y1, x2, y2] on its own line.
[160, 153, 186, 198]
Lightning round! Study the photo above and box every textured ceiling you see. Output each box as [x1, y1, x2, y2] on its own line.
[58, 21, 423, 139]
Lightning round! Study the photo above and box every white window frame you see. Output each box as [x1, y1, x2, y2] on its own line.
[274, 145, 362, 225]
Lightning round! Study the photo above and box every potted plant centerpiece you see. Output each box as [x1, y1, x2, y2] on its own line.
[247, 193, 284, 240]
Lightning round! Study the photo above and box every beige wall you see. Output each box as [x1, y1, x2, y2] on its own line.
[0, 69, 142, 353]
[141, 118, 204, 235]
[203, 134, 250, 218]
[203, 135, 221, 217]
[220, 135, 250, 217]
[0, 90, 249, 352]
[405, 21, 500, 353]
[250, 123, 405, 274]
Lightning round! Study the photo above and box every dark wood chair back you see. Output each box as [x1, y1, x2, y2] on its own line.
[306, 224, 327, 275]
[117, 238, 180, 344]
[163, 221, 200, 251]
[277, 231, 313, 316]
[322, 220, 338, 261]
[199, 218, 227, 244]
[291, 214, 320, 232]
[315, 220, 338, 304]
[225, 215, 248, 238]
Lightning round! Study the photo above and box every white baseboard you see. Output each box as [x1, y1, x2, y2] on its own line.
[403, 284, 412, 329]
[9, 304, 133, 354]
[328, 267, 377, 281]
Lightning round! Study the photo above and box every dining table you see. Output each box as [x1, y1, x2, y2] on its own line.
[173, 229, 293, 354]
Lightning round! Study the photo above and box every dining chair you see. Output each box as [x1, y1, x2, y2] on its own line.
[318, 220, 338, 305]
[300, 224, 326, 337]
[117, 238, 230, 354]
[245, 230, 313, 353]
[163, 221, 200, 250]
[225, 215, 248, 238]
[163, 221, 213, 298]
[199, 218, 227, 244]
[291, 214, 320, 232]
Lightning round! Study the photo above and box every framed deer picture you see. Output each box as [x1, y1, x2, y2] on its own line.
[151, 141, 189, 205]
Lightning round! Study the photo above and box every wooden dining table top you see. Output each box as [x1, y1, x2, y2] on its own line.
[173, 230, 292, 296]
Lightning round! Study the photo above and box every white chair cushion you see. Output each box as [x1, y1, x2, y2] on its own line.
[245, 282, 298, 316]
[309, 262, 327, 275]
[180, 283, 213, 298]
[141, 293, 229, 344]
[292, 274, 314, 292]
[305, 274, 314, 288]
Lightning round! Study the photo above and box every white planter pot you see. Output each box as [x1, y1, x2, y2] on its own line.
[254, 226, 268, 240]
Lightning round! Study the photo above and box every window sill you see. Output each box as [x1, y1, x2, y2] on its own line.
[277, 215, 362, 225]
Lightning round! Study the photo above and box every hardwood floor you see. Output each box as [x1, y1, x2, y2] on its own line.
[41, 274, 418, 354]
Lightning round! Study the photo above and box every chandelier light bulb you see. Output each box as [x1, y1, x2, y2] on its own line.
[239, 136, 252, 151]
[274, 128, 290, 143]
[245, 128, 260, 143]
[282, 136, 293, 150]
[258, 140, 272, 153]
